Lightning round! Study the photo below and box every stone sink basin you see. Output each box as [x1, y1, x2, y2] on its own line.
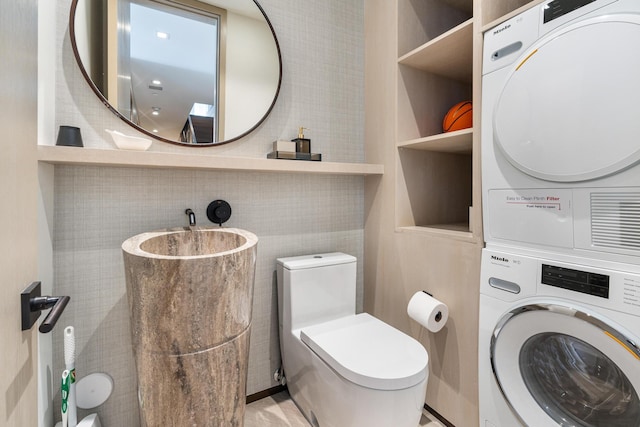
[122, 227, 258, 426]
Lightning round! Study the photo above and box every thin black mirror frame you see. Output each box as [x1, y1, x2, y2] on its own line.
[69, 0, 283, 147]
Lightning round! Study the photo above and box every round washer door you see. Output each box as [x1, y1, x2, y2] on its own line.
[491, 303, 640, 427]
[493, 14, 640, 182]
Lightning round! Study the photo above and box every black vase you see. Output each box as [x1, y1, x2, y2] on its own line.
[56, 126, 84, 147]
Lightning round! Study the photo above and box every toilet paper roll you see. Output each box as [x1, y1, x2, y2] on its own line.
[407, 291, 449, 333]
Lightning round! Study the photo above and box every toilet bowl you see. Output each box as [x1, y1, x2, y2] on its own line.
[276, 253, 428, 427]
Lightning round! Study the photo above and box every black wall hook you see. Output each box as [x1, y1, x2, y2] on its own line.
[21, 281, 70, 333]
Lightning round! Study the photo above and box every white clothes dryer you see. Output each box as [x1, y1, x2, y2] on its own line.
[479, 245, 640, 427]
[481, 0, 640, 264]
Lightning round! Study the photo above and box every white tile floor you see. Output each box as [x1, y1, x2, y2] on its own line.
[244, 391, 446, 427]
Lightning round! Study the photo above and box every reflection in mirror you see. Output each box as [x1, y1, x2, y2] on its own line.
[70, 0, 282, 146]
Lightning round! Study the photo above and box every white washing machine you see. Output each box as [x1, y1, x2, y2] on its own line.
[479, 245, 640, 427]
[482, 0, 640, 265]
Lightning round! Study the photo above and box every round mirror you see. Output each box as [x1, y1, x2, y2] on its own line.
[70, 0, 282, 146]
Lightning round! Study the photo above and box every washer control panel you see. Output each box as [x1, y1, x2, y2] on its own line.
[481, 247, 640, 315]
[541, 264, 609, 298]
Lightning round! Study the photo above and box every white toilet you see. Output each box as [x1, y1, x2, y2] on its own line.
[276, 252, 428, 427]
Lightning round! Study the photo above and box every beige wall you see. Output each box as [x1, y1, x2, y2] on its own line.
[0, 0, 39, 426]
[364, 1, 481, 426]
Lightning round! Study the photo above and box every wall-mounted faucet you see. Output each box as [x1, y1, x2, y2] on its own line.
[185, 208, 196, 226]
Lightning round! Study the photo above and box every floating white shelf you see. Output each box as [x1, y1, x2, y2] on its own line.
[38, 146, 384, 176]
[396, 225, 475, 242]
[397, 128, 472, 154]
[398, 18, 473, 83]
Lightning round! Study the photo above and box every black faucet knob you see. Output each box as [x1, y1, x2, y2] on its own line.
[206, 200, 232, 226]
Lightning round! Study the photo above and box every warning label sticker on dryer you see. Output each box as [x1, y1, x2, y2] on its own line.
[504, 194, 565, 210]
[487, 189, 573, 248]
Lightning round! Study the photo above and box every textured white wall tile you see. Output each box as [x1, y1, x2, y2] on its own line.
[52, 167, 364, 425]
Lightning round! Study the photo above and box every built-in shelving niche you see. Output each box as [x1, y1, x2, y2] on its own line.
[395, 0, 474, 237]
[396, 143, 472, 231]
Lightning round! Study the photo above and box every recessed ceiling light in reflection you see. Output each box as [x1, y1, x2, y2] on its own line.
[152, 111, 160, 116]
[156, 31, 169, 40]
[152, 129, 158, 133]
[152, 79, 162, 85]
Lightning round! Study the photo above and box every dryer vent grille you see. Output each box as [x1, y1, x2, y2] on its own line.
[591, 193, 640, 251]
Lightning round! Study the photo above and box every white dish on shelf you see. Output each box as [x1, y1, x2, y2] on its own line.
[105, 129, 152, 151]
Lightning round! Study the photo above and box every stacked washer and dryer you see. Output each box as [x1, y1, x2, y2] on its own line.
[479, 1, 640, 426]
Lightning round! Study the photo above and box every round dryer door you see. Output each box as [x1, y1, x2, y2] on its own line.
[493, 14, 640, 182]
[491, 303, 640, 427]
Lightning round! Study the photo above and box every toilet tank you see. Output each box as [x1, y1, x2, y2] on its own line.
[277, 253, 357, 332]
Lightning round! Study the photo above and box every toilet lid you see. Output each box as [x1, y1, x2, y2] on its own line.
[300, 313, 428, 391]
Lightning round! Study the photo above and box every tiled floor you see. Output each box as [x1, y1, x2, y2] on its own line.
[245, 390, 446, 427]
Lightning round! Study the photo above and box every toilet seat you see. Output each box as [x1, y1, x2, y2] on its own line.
[300, 313, 428, 391]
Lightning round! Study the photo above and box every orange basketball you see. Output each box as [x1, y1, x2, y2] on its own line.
[442, 101, 472, 132]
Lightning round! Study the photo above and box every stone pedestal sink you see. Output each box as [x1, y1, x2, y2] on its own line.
[122, 227, 258, 427]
